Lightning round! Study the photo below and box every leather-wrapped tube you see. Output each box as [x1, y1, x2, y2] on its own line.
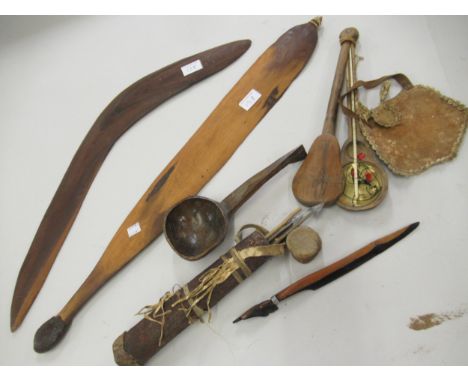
[113, 231, 269, 365]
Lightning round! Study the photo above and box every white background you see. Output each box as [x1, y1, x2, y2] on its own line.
[1, 16, 467, 366]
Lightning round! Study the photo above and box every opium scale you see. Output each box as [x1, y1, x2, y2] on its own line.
[337, 38, 388, 211]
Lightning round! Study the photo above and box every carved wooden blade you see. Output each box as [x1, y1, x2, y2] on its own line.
[11, 40, 252, 332]
[33, 19, 321, 352]
[234, 222, 419, 322]
[277, 222, 420, 299]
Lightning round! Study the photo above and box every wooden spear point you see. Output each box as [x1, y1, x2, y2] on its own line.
[292, 27, 359, 207]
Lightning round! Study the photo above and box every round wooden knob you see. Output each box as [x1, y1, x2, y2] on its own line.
[286, 226, 322, 264]
[339, 27, 359, 45]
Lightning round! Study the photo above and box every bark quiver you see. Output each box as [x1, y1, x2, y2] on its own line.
[113, 231, 271, 365]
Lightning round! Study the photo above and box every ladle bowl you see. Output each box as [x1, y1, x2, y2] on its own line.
[164, 196, 228, 260]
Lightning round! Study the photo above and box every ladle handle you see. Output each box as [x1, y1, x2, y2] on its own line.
[222, 145, 307, 216]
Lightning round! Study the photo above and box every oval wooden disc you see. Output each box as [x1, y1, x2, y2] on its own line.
[286, 226, 322, 264]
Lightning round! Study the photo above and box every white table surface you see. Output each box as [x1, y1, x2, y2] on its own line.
[1, 16, 467, 366]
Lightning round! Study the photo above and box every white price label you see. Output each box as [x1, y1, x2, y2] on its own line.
[180, 59, 203, 76]
[239, 89, 262, 111]
[127, 222, 141, 238]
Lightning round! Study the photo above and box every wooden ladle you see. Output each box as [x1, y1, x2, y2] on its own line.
[292, 27, 359, 206]
[164, 146, 307, 260]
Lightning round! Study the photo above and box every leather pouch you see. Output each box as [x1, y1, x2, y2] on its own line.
[341, 73, 468, 176]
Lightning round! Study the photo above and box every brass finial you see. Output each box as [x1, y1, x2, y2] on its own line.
[339, 27, 359, 45]
[309, 16, 323, 28]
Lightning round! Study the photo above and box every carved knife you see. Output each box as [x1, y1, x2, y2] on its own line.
[234, 222, 419, 322]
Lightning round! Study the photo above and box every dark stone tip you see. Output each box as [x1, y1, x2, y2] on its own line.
[34, 316, 70, 353]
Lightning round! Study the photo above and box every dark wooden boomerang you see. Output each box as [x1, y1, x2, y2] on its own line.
[11, 40, 252, 332]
